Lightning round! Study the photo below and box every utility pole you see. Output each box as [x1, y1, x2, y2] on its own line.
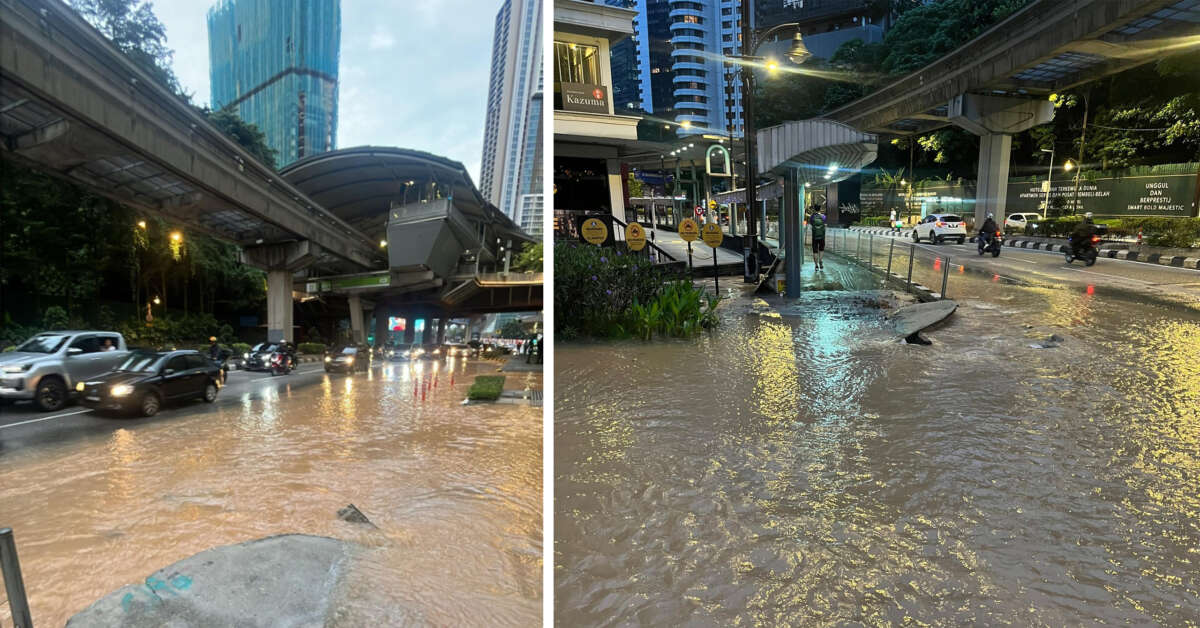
[740, 0, 757, 283]
[1071, 90, 1090, 215]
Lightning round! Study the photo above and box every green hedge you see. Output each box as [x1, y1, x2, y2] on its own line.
[1028, 216, 1200, 247]
[297, 342, 326, 355]
[468, 375, 506, 401]
[231, 342, 252, 356]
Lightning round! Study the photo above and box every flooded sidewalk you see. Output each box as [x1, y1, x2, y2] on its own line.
[1, 360, 542, 626]
[555, 264, 1200, 625]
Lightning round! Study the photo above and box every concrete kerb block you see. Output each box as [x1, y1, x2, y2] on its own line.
[1184, 258, 1200, 269]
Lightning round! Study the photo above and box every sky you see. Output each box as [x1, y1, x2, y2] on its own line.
[150, 0, 499, 182]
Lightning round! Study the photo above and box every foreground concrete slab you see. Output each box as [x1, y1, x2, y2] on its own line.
[890, 299, 957, 338]
[67, 534, 351, 627]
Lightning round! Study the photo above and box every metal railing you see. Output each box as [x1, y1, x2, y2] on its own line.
[830, 229, 958, 300]
[1, 528, 32, 628]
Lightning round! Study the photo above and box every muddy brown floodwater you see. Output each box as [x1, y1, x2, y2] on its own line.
[0, 359, 541, 626]
[556, 266, 1200, 626]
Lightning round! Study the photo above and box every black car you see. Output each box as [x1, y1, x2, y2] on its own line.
[244, 342, 279, 371]
[78, 350, 222, 417]
[324, 344, 370, 373]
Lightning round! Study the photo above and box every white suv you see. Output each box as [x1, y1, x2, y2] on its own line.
[1004, 213, 1042, 233]
[913, 214, 967, 244]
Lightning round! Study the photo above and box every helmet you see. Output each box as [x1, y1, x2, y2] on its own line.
[209, 336, 217, 343]
[987, 213, 994, 219]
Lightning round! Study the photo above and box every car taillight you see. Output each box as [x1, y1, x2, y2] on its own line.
[1091, 236, 1101, 243]
[996, 231, 1002, 236]
[936, 221, 946, 227]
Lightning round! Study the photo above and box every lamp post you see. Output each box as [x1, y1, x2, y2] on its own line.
[1040, 147, 1055, 216]
[736, 6, 811, 283]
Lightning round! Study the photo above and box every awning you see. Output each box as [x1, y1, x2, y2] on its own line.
[757, 119, 878, 185]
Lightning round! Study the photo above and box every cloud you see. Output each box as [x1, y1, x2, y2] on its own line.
[148, 0, 506, 182]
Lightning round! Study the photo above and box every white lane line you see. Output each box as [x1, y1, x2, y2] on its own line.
[0, 408, 91, 430]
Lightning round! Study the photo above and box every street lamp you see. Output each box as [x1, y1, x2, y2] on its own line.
[152, 296, 161, 305]
[137, 220, 147, 229]
[1040, 147, 1055, 216]
[380, 239, 388, 248]
[734, 11, 812, 283]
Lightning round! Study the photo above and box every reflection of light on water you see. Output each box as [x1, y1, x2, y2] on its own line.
[748, 320, 799, 425]
[105, 428, 140, 499]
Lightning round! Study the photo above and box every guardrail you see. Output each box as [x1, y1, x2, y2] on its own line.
[830, 229, 958, 301]
[1, 528, 32, 628]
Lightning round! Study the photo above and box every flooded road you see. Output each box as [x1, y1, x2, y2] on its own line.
[0, 359, 541, 625]
[555, 260, 1200, 625]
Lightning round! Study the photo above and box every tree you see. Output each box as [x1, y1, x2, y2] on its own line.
[499, 319, 528, 339]
[68, 0, 184, 96]
[511, 242, 543, 273]
[205, 108, 279, 170]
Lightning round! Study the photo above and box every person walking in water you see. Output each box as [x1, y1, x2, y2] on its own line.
[810, 209, 827, 270]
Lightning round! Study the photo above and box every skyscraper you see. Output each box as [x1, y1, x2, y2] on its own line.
[616, 0, 887, 139]
[480, 0, 543, 235]
[208, 0, 340, 168]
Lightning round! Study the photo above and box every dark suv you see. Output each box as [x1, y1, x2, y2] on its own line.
[324, 345, 371, 373]
[79, 350, 222, 417]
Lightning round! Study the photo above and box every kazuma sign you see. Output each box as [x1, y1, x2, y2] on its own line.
[560, 83, 609, 114]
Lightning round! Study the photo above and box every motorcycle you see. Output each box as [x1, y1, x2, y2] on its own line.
[268, 351, 294, 376]
[1064, 234, 1101, 267]
[977, 231, 1002, 257]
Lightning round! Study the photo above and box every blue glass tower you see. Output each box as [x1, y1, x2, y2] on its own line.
[208, 0, 340, 168]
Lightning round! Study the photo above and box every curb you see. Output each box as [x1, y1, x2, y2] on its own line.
[847, 227, 1199, 270]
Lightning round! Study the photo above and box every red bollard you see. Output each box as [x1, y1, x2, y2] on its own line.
[421, 387, 426, 401]
[413, 381, 418, 398]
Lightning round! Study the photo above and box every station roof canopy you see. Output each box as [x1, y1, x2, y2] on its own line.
[280, 146, 529, 245]
[756, 119, 878, 186]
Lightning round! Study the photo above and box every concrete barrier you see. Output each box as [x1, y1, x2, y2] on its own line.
[67, 535, 353, 627]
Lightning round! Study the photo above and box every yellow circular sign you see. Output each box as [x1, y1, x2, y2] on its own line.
[678, 218, 699, 242]
[625, 222, 647, 251]
[701, 222, 724, 248]
[581, 218, 608, 245]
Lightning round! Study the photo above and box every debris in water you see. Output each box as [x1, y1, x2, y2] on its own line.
[337, 503, 375, 526]
[905, 332, 932, 345]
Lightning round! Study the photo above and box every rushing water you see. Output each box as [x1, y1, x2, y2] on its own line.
[556, 261, 1200, 625]
[0, 360, 541, 625]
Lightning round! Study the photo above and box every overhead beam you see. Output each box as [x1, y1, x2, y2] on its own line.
[827, 0, 1185, 133]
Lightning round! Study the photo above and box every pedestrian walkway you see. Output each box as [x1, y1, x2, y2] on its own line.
[648, 228, 743, 267]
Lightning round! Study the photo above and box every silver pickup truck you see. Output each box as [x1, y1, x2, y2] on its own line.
[0, 331, 129, 411]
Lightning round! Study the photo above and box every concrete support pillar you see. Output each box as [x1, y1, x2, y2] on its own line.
[403, 318, 415, 344]
[348, 294, 364, 344]
[374, 307, 388, 347]
[826, 182, 840, 225]
[976, 133, 1013, 227]
[783, 170, 805, 298]
[948, 93, 1054, 226]
[240, 241, 316, 345]
[436, 319, 446, 344]
[606, 157, 625, 220]
[266, 269, 293, 343]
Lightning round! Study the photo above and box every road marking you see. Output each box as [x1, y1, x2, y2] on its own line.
[0, 408, 91, 430]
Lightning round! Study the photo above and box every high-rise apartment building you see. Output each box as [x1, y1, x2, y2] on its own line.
[207, 0, 340, 169]
[480, 0, 544, 235]
[614, 0, 887, 139]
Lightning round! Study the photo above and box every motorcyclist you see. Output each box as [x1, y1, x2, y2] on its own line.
[1070, 212, 1098, 255]
[979, 213, 999, 242]
[208, 336, 221, 360]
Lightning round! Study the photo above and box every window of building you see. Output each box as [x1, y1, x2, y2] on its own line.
[553, 41, 600, 85]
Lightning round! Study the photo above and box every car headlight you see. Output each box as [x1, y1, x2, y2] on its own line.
[76, 381, 86, 392]
[346, 356, 354, 364]
[387, 350, 394, 357]
[110, 384, 134, 397]
[433, 349, 440, 355]
[244, 352, 250, 360]
[2, 364, 31, 373]
[325, 356, 332, 362]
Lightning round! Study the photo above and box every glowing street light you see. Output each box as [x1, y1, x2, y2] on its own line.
[681, 120, 691, 129]
[137, 220, 147, 229]
[152, 296, 161, 305]
[1063, 160, 1074, 172]
[766, 59, 779, 72]
[169, 231, 182, 242]
[380, 239, 388, 248]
